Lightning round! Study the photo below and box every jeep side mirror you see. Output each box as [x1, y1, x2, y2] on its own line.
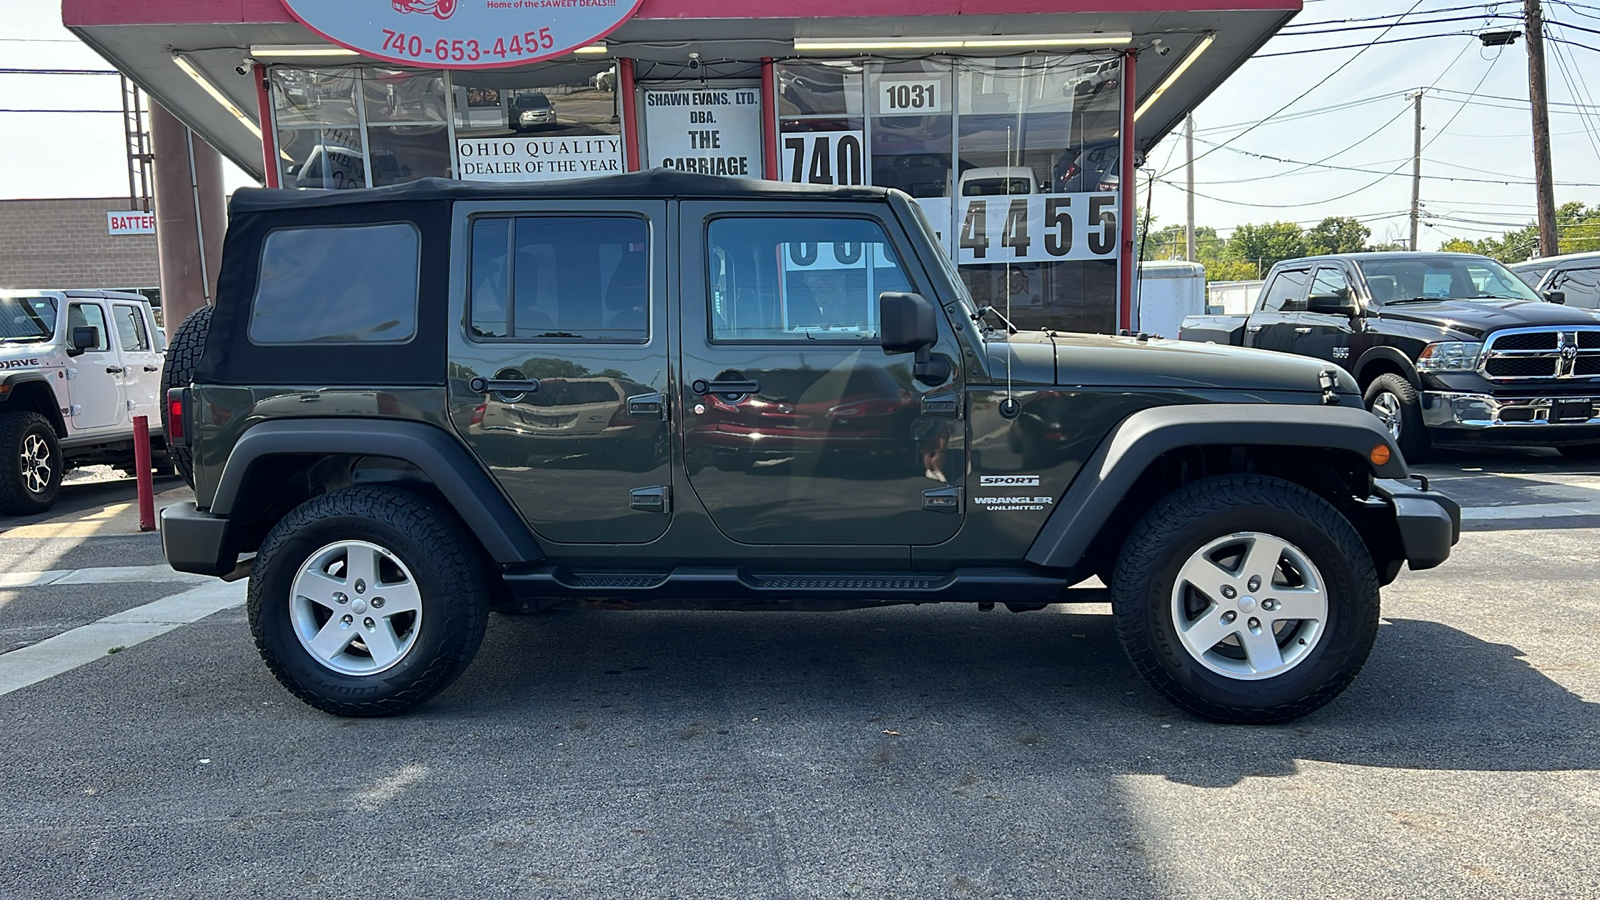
[1544, 290, 1567, 305]
[1307, 293, 1357, 316]
[69, 325, 99, 356]
[879, 291, 950, 386]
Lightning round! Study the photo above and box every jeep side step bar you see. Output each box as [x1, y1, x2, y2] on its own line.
[500, 565, 1107, 612]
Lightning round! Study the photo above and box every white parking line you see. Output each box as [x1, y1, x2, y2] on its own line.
[1460, 499, 1600, 520]
[0, 564, 212, 589]
[0, 580, 245, 698]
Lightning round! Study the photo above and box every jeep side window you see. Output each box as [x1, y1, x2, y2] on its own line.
[67, 302, 110, 352]
[1258, 269, 1310, 313]
[249, 223, 420, 344]
[112, 304, 151, 352]
[705, 217, 914, 342]
[467, 215, 648, 343]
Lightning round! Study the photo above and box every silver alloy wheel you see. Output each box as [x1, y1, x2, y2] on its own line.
[1370, 391, 1403, 440]
[20, 432, 51, 496]
[289, 540, 424, 676]
[1170, 531, 1328, 681]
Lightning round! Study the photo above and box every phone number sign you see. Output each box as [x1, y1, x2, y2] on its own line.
[281, 0, 644, 69]
[956, 193, 1120, 265]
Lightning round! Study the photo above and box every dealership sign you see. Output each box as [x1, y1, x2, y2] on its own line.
[643, 89, 762, 178]
[457, 135, 622, 182]
[107, 211, 155, 236]
[281, 0, 644, 69]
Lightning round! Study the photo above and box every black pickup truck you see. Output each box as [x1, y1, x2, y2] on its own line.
[1181, 251, 1600, 460]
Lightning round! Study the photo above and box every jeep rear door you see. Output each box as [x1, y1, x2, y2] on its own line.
[677, 200, 966, 546]
[109, 299, 162, 427]
[446, 200, 672, 544]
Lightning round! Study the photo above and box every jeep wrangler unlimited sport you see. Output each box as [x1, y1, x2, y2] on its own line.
[161, 171, 1459, 723]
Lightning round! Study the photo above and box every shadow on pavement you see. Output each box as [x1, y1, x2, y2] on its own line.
[458, 607, 1599, 789]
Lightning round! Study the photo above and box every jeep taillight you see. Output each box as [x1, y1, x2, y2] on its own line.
[166, 388, 189, 446]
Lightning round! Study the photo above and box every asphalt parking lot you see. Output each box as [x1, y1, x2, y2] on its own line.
[1, 451, 1598, 899]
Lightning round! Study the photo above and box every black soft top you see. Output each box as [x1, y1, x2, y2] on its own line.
[229, 169, 893, 215]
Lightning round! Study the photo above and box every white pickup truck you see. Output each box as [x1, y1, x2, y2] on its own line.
[0, 289, 170, 515]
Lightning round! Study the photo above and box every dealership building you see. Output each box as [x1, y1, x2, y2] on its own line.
[64, 0, 1295, 332]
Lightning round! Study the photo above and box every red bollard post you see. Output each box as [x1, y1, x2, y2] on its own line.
[133, 415, 156, 532]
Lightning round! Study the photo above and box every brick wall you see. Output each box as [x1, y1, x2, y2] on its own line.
[0, 198, 160, 291]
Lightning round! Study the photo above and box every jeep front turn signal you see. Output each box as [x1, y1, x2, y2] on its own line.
[1370, 444, 1392, 466]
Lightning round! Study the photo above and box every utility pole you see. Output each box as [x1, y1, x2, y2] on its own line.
[1410, 91, 1422, 252]
[1525, 0, 1559, 257]
[1185, 113, 1195, 262]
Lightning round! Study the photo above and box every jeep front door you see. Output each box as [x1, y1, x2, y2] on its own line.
[679, 202, 966, 546]
[447, 202, 672, 544]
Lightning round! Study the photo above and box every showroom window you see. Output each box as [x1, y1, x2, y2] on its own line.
[774, 54, 1124, 334]
[270, 68, 450, 188]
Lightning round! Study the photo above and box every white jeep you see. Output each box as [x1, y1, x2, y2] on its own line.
[0, 290, 169, 515]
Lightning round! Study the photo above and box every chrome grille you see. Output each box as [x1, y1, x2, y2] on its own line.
[1482, 327, 1600, 380]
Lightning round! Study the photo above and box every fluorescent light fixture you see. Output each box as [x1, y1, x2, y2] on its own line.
[793, 33, 1132, 52]
[1134, 32, 1215, 121]
[173, 53, 262, 139]
[249, 44, 360, 58]
[573, 44, 609, 55]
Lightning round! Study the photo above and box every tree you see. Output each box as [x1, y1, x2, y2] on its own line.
[1441, 202, 1600, 262]
[1438, 238, 1476, 254]
[1304, 216, 1371, 256]
[1226, 221, 1306, 275]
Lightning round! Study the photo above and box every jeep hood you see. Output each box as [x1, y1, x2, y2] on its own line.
[1375, 299, 1600, 339]
[986, 331, 1354, 395]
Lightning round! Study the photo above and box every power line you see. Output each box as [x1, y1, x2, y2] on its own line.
[1256, 32, 1480, 58]
[1158, 0, 1431, 179]
[1283, 4, 1520, 29]
[1278, 13, 1521, 37]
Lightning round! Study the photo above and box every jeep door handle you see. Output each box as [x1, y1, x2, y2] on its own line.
[1294, 327, 1313, 334]
[143, 365, 160, 372]
[1246, 325, 1264, 333]
[469, 376, 540, 395]
[105, 365, 125, 374]
[691, 378, 760, 396]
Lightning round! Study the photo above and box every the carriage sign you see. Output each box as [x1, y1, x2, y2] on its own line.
[281, 0, 644, 69]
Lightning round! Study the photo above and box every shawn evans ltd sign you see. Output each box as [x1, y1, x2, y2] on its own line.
[281, 0, 644, 69]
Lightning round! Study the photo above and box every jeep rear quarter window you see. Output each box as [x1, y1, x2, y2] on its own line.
[249, 223, 420, 344]
[705, 217, 913, 342]
[468, 215, 648, 343]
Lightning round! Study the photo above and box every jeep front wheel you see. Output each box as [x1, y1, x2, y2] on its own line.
[248, 486, 490, 716]
[1112, 475, 1380, 724]
[0, 411, 63, 516]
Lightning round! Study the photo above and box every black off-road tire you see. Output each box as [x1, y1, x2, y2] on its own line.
[1111, 474, 1381, 725]
[248, 485, 491, 717]
[1364, 373, 1430, 463]
[0, 411, 63, 516]
[159, 305, 212, 488]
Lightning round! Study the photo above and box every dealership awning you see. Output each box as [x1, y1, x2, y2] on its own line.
[65, 0, 1298, 181]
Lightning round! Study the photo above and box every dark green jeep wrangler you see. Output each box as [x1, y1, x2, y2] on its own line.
[160, 171, 1459, 723]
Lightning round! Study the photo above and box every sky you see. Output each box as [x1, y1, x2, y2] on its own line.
[1, 0, 1597, 252]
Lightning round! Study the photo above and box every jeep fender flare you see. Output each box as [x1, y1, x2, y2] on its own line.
[1353, 347, 1421, 392]
[1024, 403, 1408, 570]
[1, 372, 67, 436]
[210, 418, 543, 563]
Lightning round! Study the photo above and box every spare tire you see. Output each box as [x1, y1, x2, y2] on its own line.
[160, 305, 213, 488]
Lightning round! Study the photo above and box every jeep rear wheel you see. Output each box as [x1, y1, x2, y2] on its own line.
[160, 305, 212, 489]
[248, 486, 490, 716]
[1111, 475, 1380, 724]
[0, 411, 63, 516]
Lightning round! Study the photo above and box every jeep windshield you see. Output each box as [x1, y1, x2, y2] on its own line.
[0, 295, 56, 343]
[1358, 256, 1542, 304]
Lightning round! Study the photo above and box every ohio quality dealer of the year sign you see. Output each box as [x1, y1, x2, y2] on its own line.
[281, 0, 645, 69]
